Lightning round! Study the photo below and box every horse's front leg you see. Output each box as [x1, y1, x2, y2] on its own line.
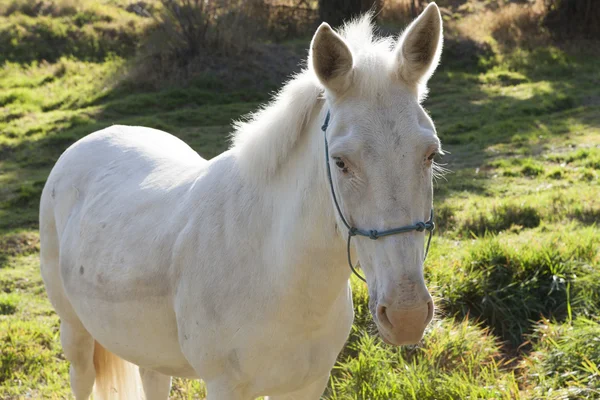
[265, 374, 330, 400]
[206, 377, 252, 400]
[139, 367, 171, 400]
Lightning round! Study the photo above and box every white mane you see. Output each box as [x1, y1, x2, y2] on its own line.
[230, 70, 321, 179]
[230, 15, 402, 179]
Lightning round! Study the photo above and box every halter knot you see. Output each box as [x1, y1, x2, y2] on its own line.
[348, 227, 358, 237]
[428, 221, 435, 231]
[415, 222, 426, 232]
[369, 230, 379, 240]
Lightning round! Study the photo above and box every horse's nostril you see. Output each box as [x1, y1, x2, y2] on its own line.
[425, 300, 434, 324]
[376, 305, 392, 329]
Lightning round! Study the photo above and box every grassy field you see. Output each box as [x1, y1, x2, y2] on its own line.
[1, 1, 599, 399]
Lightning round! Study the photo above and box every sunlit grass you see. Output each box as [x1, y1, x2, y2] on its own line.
[0, 1, 599, 398]
[329, 319, 520, 400]
[521, 317, 600, 399]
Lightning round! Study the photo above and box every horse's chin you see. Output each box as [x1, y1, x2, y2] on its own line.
[378, 331, 394, 345]
[376, 325, 423, 346]
[377, 328, 398, 346]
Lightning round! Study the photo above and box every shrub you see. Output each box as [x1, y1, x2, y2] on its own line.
[143, 0, 269, 64]
[264, 2, 317, 41]
[543, 0, 600, 39]
[133, 0, 315, 86]
[319, 0, 382, 28]
[453, 1, 548, 50]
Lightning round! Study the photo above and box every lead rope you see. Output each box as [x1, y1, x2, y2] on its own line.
[322, 110, 434, 283]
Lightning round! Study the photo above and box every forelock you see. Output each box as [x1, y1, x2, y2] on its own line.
[337, 14, 399, 98]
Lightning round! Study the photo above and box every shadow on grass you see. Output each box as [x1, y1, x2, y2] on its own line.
[0, 65, 274, 231]
[2, 41, 598, 233]
[429, 46, 600, 202]
[440, 231, 600, 349]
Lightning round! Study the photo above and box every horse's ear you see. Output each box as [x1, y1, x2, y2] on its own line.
[394, 2, 443, 87]
[310, 22, 354, 95]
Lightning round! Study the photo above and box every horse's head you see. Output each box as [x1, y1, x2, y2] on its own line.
[311, 3, 443, 345]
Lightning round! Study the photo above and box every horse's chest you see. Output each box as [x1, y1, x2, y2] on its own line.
[234, 294, 354, 395]
[178, 281, 354, 395]
[254, 329, 348, 393]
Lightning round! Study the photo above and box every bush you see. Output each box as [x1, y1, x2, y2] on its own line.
[148, 0, 263, 61]
[452, 1, 548, 51]
[128, 0, 315, 89]
[143, 0, 315, 64]
[544, 0, 600, 39]
[319, 0, 382, 28]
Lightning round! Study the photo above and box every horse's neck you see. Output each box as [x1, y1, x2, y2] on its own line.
[262, 106, 351, 305]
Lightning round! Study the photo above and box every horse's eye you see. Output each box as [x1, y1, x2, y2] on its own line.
[334, 158, 348, 173]
[427, 153, 436, 161]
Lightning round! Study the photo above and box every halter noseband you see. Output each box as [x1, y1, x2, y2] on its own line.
[322, 110, 435, 283]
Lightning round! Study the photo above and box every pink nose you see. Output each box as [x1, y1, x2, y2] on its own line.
[376, 300, 434, 345]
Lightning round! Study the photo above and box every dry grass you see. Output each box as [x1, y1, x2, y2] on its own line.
[380, 0, 428, 26]
[127, 0, 317, 88]
[452, 1, 549, 49]
[0, 232, 40, 268]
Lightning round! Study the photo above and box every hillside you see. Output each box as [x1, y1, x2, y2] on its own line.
[1, 1, 599, 398]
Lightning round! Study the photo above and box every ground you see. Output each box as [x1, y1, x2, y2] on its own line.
[0, 1, 599, 399]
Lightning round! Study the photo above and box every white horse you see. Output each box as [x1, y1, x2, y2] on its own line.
[40, 4, 443, 399]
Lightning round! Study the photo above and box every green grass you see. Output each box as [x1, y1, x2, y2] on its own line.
[330, 318, 520, 400]
[430, 227, 600, 345]
[521, 317, 600, 399]
[1, 1, 599, 398]
[0, 0, 152, 64]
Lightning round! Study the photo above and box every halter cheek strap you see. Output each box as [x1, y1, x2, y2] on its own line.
[322, 110, 435, 283]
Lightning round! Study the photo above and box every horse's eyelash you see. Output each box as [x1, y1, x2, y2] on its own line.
[432, 161, 450, 181]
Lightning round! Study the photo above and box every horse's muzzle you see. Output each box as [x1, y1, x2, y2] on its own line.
[375, 300, 434, 345]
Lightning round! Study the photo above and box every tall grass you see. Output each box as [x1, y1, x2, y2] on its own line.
[329, 319, 519, 400]
[521, 317, 600, 399]
[432, 228, 600, 345]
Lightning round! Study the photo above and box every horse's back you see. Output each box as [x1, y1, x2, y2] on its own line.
[40, 125, 205, 375]
[42, 124, 206, 251]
